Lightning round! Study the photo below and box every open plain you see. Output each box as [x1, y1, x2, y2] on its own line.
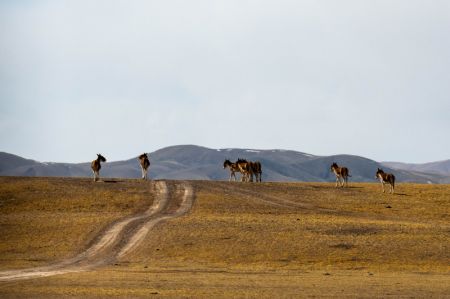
[0, 177, 449, 298]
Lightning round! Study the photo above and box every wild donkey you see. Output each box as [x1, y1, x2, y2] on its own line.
[91, 154, 106, 182]
[236, 159, 253, 182]
[235, 159, 262, 182]
[223, 159, 241, 181]
[330, 162, 351, 187]
[138, 153, 150, 180]
[250, 161, 262, 182]
[375, 168, 395, 194]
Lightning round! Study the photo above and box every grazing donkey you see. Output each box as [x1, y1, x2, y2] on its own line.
[138, 153, 151, 180]
[91, 154, 107, 182]
[330, 162, 351, 187]
[223, 159, 240, 181]
[376, 168, 395, 194]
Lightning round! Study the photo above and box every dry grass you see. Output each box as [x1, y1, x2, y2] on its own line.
[0, 177, 449, 298]
[0, 177, 154, 269]
[128, 181, 450, 273]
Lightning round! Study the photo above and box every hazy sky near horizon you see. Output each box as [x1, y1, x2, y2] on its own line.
[1, 1, 449, 163]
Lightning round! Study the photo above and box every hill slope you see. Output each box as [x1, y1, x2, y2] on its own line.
[1, 146, 449, 183]
[382, 160, 450, 176]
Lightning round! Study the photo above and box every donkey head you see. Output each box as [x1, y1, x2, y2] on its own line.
[330, 162, 338, 171]
[223, 159, 231, 168]
[375, 168, 384, 178]
[139, 153, 148, 160]
[97, 154, 107, 162]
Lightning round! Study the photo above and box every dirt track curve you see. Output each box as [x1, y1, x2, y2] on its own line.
[0, 180, 195, 282]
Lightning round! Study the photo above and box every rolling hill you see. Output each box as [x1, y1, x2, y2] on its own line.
[1, 145, 449, 183]
[382, 160, 450, 176]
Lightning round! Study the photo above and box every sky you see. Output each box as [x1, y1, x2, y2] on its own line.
[1, 0, 449, 163]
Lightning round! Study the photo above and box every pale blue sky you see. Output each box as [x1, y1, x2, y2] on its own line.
[1, 1, 449, 163]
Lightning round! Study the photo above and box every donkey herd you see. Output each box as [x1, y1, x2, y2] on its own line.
[91, 154, 396, 194]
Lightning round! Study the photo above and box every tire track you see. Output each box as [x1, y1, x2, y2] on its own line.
[205, 182, 334, 212]
[0, 181, 195, 282]
[118, 182, 194, 257]
[205, 182, 439, 225]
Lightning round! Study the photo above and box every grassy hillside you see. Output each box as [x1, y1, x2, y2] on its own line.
[0, 177, 449, 297]
[129, 181, 450, 273]
[0, 177, 154, 269]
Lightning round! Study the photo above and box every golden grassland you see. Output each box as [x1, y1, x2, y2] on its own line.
[0, 177, 154, 269]
[0, 177, 449, 298]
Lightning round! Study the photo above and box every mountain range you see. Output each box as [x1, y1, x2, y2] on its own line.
[1, 145, 449, 183]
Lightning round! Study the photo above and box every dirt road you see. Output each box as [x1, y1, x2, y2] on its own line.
[0, 180, 194, 281]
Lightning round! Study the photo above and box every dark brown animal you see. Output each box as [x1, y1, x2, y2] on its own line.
[223, 159, 241, 181]
[250, 161, 262, 182]
[330, 162, 351, 187]
[376, 168, 395, 194]
[91, 154, 106, 182]
[139, 153, 150, 180]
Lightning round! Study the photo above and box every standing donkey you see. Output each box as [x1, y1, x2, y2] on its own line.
[250, 161, 262, 182]
[330, 162, 351, 187]
[223, 159, 240, 181]
[236, 158, 253, 182]
[91, 154, 107, 182]
[375, 168, 395, 194]
[139, 153, 151, 180]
